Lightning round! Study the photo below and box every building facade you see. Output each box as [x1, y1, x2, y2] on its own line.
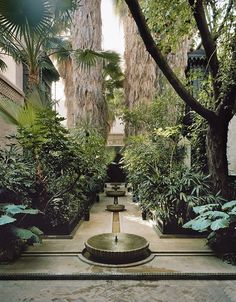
[0, 55, 24, 147]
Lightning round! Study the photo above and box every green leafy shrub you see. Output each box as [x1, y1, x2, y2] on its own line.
[123, 133, 222, 230]
[183, 200, 236, 263]
[0, 145, 36, 204]
[0, 93, 111, 231]
[151, 170, 224, 227]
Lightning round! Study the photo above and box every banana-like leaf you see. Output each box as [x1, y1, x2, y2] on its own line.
[1, 204, 39, 216]
[183, 217, 212, 231]
[210, 218, 230, 231]
[0, 214, 16, 226]
[193, 204, 218, 214]
[10, 226, 41, 244]
[222, 200, 236, 210]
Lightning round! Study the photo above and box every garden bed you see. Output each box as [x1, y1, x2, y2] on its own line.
[154, 217, 206, 238]
[146, 210, 205, 238]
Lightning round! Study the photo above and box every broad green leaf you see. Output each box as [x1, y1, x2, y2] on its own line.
[11, 226, 40, 244]
[183, 220, 193, 229]
[193, 204, 218, 214]
[184, 217, 212, 231]
[203, 210, 229, 219]
[222, 200, 236, 210]
[0, 215, 16, 225]
[29, 226, 44, 236]
[229, 207, 236, 214]
[210, 218, 230, 231]
[2, 204, 39, 216]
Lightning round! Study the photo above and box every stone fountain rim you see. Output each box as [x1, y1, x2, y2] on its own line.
[106, 204, 126, 212]
[85, 233, 149, 254]
[79, 249, 154, 268]
[105, 190, 126, 197]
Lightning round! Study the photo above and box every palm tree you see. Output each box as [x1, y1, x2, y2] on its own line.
[0, 0, 77, 90]
[0, 0, 117, 93]
[70, 0, 109, 136]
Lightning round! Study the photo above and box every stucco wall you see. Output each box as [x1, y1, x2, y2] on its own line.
[0, 55, 23, 91]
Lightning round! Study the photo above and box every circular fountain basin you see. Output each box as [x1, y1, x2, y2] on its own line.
[106, 190, 126, 197]
[106, 204, 125, 212]
[84, 233, 150, 264]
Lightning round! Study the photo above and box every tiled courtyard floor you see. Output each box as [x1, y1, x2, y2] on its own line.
[0, 190, 236, 301]
[0, 280, 236, 302]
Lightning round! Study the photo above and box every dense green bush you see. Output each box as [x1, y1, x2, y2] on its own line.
[123, 132, 222, 229]
[0, 145, 36, 204]
[148, 170, 224, 227]
[0, 106, 111, 230]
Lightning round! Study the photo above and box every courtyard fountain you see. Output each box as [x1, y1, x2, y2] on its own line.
[80, 183, 152, 266]
[105, 183, 126, 197]
[106, 183, 126, 212]
[83, 233, 150, 264]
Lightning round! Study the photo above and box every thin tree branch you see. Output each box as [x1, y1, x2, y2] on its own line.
[43, 173, 81, 213]
[124, 0, 217, 124]
[188, 0, 220, 99]
[214, 0, 233, 40]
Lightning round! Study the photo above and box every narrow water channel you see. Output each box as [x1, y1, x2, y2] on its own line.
[112, 212, 120, 233]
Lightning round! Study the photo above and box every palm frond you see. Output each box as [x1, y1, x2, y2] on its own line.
[0, 58, 7, 71]
[0, 89, 52, 129]
[25, 88, 52, 109]
[0, 98, 21, 126]
[0, 0, 52, 37]
[0, 34, 24, 63]
[49, 0, 79, 32]
[74, 49, 121, 70]
[18, 103, 38, 128]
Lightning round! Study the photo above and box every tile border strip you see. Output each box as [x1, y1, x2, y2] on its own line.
[0, 272, 236, 281]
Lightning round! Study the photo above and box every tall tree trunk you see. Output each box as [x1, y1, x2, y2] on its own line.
[71, 0, 108, 136]
[123, 12, 157, 136]
[206, 118, 235, 199]
[28, 69, 40, 91]
[123, 12, 190, 136]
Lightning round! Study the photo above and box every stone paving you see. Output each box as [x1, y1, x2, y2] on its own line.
[0, 190, 236, 301]
[0, 280, 236, 302]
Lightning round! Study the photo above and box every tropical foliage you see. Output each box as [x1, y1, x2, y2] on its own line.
[0, 203, 42, 261]
[183, 200, 236, 263]
[123, 130, 222, 230]
[0, 91, 111, 230]
[0, 0, 120, 93]
[125, 0, 236, 199]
